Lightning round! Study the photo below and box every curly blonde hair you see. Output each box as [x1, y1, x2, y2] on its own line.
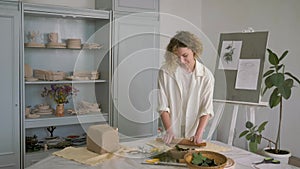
[164, 31, 203, 73]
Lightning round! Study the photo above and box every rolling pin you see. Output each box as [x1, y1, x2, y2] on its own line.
[156, 138, 206, 147]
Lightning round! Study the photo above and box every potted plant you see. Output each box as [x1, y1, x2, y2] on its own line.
[239, 121, 268, 152]
[41, 84, 78, 117]
[239, 48, 300, 163]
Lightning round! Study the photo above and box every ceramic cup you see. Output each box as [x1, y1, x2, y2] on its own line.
[48, 32, 58, 43]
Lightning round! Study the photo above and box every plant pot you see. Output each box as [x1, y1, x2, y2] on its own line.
[261, 147, 291, 164]
[55, 104, 64, 117]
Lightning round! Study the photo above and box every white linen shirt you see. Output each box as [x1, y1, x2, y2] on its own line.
[157, 60, 215, 138]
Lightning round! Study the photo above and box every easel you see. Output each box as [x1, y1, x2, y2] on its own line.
[206, 99, 267, 146]
[209, 29, 269, 145]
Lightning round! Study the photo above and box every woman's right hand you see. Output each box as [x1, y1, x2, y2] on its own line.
[162, 130, 175, 144]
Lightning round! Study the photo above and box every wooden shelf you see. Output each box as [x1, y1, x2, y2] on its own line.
[25, 113, 108, 128]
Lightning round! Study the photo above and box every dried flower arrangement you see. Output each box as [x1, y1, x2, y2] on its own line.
[41, 84, 79, 104]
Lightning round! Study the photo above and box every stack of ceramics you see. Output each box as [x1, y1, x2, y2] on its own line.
[90, 71, 100, 80]
[33, 104, 53, 115]
[34, 69, 66, 81]
[73, 71, 100, 80]
[66, 71, 100, 80]
[82, 43, 102, 49]
[46, 32, 66, 48]
[25, 106, 40, 119]
[24, 64, 38, 82]
[67, 39, 81, 49]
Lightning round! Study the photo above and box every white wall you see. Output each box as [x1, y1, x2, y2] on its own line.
[201, 0, 300, 158]
[159, 0, 217, 73]
[159, 0, 202, 63]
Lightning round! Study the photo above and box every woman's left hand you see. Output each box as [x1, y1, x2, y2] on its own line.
[190, 135, 203, 144]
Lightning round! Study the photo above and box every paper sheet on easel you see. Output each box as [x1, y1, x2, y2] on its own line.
[235, 59, 260, 90]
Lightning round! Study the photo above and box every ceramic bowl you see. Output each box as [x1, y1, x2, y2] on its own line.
[38, 104, 50, 110]
[184, 151, 227, 169]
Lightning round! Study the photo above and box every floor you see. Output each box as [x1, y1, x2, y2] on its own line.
[290, 156, 300, 167]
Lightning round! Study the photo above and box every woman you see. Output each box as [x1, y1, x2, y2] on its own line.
[157, 31, 214, 144]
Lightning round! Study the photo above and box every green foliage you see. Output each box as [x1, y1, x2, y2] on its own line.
[262, 49, 300, 108]
[239, 121, 268, 152]
[240, 48, 300, 154]
[191, 152, 217, 166]
[262, 49, 300, 153]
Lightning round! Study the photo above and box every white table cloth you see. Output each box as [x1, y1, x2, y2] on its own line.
[26, 137, 299, 169]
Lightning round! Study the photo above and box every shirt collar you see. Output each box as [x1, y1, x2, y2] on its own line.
[194, 59, 204, 77]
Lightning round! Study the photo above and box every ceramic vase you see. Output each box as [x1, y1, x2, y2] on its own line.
[55, 104, 64, 117]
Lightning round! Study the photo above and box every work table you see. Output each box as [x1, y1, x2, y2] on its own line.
[26, 137, 299, 169]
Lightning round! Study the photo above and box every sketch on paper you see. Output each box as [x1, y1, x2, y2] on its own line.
[218, 41, 242, 70]
[235, 59, 260, 90]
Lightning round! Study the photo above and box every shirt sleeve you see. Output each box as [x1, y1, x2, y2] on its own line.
[198, 68, 215, 118]
[157, 69, 170, 114]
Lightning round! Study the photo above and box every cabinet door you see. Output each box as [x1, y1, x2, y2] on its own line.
[114, 0, 159, 12]
[0, 2, 21, 169]
[112, 12, 159, 139]
[96, 0, 159, 12]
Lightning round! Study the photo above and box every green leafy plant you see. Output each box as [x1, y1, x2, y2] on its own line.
[239, 121, 272, 152]
[262, 48, 300, 154]
[240, 48, 300, 153]
[191, 152, 217, 167]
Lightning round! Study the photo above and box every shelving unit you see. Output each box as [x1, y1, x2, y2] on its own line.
[22, 3, 112, 167]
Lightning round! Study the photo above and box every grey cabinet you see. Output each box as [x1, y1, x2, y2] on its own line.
[96, 0, 159, 12]
[0, 1, 22, 169]
[112, 12, 160, 139]
[22, 3, 112, 167]
[97, 0, 161, 139]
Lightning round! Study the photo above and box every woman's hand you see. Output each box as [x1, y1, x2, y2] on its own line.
[190, 134, 203, 144]
[191, 115, 209, 144]
[162, 130, 175, 144]
[160, 111, 174, 144]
